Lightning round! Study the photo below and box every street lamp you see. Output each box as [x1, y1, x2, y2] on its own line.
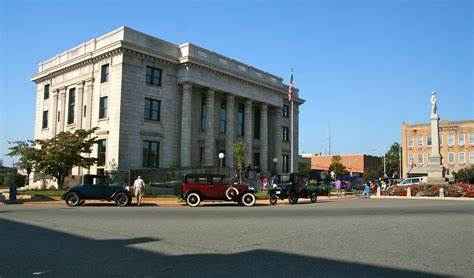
[272, 157, 278, 174]
[218, 152, 225, 169]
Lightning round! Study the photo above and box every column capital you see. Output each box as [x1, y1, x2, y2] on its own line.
[260, 102, 268, 111]
[182, 82, 193, 91]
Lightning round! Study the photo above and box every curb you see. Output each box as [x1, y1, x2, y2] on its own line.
[370, 196, 473, 201]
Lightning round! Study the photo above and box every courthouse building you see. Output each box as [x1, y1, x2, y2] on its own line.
[401, 120, 474, 178]
[31, 26, 303, 185]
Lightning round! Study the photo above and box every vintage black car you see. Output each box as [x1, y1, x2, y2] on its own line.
[267, 173, 318, 205]
[62, 175, 131, 207]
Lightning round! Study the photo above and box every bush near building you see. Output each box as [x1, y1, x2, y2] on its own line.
[453, 166, 474, 184]
[384, 183, 474, 197]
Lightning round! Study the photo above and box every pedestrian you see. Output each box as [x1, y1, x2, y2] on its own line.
[362, 181, 370, 198]
[133, 176, 145, 206]
[335, 179, 342, 198]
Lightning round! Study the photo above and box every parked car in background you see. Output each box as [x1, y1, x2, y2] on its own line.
[181, 174, 256, 207]
[397, 177, 427, 187]
[62, 175, 131, 207]
[268, 173, 319, 205]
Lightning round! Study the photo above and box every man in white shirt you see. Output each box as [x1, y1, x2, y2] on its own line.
[133, 176, 145, 206]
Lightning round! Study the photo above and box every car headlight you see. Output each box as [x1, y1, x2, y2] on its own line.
[248, 187, 255, 191]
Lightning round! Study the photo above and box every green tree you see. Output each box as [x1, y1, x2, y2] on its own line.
[385, 142, 401, 178]
[453, 165, 474, 184]
[328, 155, 347, 179]
[363, 162, 383, 181]
[7, 140, 39, 186]
[233, 141, 245, 183]
[298, 158, 311, 175]
[34, 128, 99, 189]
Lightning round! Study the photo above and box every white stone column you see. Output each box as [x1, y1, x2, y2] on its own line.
[225, 95, 235, 169]
[260, 103, 269, 173]
[274, 106, 283, 174]
[205, 89, 216, 166]
[84, 80, 94, 130]
[180, 83, 193, 168]
[58, 88, 66, 132]
[50, 91, 59, 136]
[291, 103, 299, 173]
[244, 99, 253, 167]
[75, 83, 84, 129]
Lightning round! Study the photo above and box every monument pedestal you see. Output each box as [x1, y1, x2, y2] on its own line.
[427, 156, 447, 184]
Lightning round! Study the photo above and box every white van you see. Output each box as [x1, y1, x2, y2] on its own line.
[397, 177, 427, 187]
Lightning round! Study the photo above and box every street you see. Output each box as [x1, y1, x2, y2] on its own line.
[1, 199, 473, 278]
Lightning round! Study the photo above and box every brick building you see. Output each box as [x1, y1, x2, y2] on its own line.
[401, 120, 474, 178]
[309, 154, 382, 177]
[31, 26, 303, 187]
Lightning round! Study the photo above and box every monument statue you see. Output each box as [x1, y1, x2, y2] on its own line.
[430, 91, 438, 118]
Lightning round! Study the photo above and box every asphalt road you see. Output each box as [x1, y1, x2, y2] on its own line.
[1, 199, 473, 278]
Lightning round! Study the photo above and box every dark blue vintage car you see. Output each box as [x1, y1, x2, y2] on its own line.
[62, 175, 131, 207]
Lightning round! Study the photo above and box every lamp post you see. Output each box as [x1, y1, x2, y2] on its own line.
[272, 157, 278, 174]
[218, 152, 225, 174]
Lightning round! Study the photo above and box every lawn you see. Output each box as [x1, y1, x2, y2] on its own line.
[19, 189, 65, 197]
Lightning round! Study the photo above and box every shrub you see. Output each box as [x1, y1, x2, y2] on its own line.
[4, 172, 26, 188]
[453, 166, 474, 184]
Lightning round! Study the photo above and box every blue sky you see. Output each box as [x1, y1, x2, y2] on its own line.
[1, 0, 473, 165]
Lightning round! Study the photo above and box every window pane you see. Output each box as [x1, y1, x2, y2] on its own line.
[44, 84, 50, 99]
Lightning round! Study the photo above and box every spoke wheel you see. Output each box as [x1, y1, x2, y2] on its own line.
[289, 193, 299, 205]
[310, 194, 317, 203]
[186, 193, 201, 207]
[241, 193, 256, 207]
[269, 195, 278, 206]
[65, 193, 80, 207]
[114, 193, 129, 207]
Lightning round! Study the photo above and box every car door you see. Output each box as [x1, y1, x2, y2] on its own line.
[208, 176, 226, 200]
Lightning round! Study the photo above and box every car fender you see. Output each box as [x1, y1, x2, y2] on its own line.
[183, 190, 201, 199]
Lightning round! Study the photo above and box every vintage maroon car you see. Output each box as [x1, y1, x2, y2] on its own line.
[181, 174, 256, 207]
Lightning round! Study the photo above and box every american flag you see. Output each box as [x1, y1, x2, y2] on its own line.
[288, 70, 295, 101]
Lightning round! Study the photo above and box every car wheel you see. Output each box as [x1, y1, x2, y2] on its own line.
[241, 192, 256, 207]
[65, 192, 81, 207]
[225, 186, 239, 200]
[289, 193, 298, 205]
[269, 195, 278, 206]
[310, 193, 317, 203]
[114, 192, 129, 207]
[186, 193, 201, 207]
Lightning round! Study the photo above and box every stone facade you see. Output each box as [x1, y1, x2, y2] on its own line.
[31, 26, 303, 187]
[401, 120, 474, 179]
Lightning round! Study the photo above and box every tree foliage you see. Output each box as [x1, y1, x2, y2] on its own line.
[7, 140, 39, 185]
[328, 155, 347, 179]
[34, 129, 99, 189]
[453, 166, 474, 184]
[385, 142, 401, 178]
[298, 159, 311, 175]
[363, 162, 383, 181]
[233, 141, 245, 183]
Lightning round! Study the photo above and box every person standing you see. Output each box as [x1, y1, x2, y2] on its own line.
[133, 176, 145, 206]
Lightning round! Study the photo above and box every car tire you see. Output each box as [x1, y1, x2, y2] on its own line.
[310, 193, 317, 203]
[186, 193, 201, 207]
[289, 193, 298, 205]
[269, 195, 278, 206]
[241, 192, 256, 207]
[114, 192, 129, 207]
[65, 192, 81, 207]
[225, 186, 239, 200]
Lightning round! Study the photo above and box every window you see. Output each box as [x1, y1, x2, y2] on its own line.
[447, 134, 455, 146]
[199, 146, 205, 164]
[237, 103, 245, 137]
[143, 141, 159, 168]
[427, 136, 432, 146]
[408, 137, 414, 147]
[144, 98, 161, 121]
[253, 152, 260, 168]
[97, 139, 106, 166]
[448, 152, 455, 164]
[100, 64, 109, 83]
[417, 153, 423, 164]
[43, 84, 50, 100]
[282, 154, 289, 173]
[470, 152, 474, 163]
[146, 66, 162, 86]
[282, 126, 289, 142]
[282, 105, 289, 118]
[254, 107, 261, 139]
[408, 153, 414, 165]
[67, 88, 75, 124]
[417, 136, 423, 146]
[459, 134, 465, 146]
[200, 96, 207, 131]
[219, 100, 226, 134]
[42, 110, 48, 129]
[458, 152, 465, 163]
[469, 133, 474, 145]
[99, 96, 108, 119]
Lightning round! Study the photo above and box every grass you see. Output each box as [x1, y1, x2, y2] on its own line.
[19, 189, 65, 197]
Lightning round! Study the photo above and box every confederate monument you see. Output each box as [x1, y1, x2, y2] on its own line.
[427, 92, 445, 183]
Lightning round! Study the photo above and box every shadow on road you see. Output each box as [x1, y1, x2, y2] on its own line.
[82, 202, 159, 207]
[0, 218, 450, 278]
